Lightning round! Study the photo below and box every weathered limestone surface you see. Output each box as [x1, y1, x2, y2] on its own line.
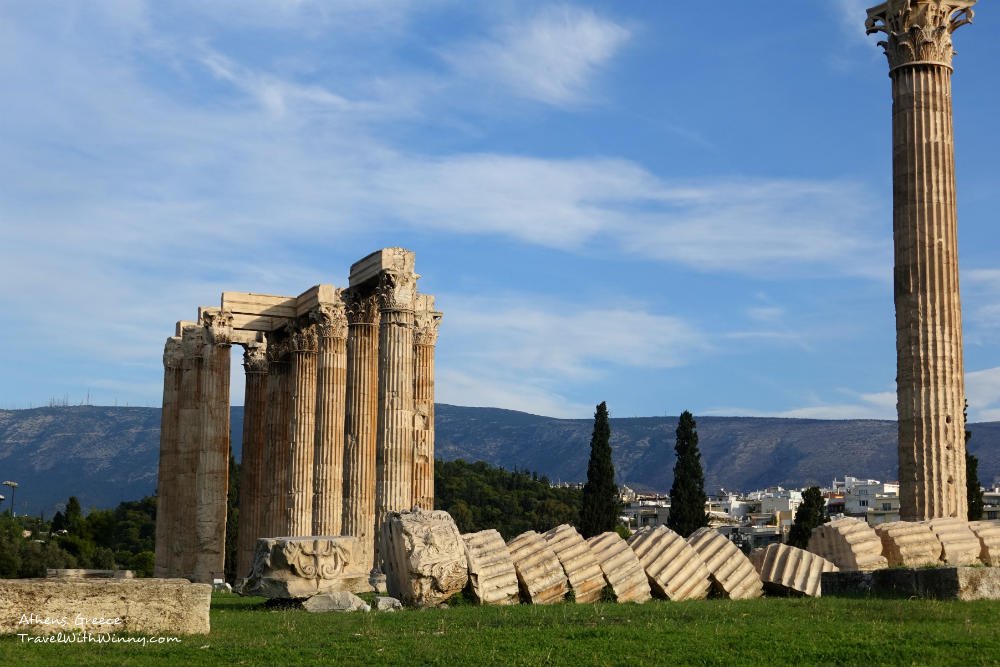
[342, 289, 380, 572]
[542, 525, 606, 603]
[236, 342, 268, 580]
[412, 295, 441, 511]
[287, 327, 319, 537]
[865, 0, 976, 520]
[46, 569, 135, 579]
[242, 536, 369, 599]
[823, 566, 1000, 601]
[0, 579, 211, 635]
[312, 299, 348, 536]
[507, 531, 568, 605]
[374, 266, 418, 542]
[924, 518, 981, 565]
[807, 518, 889, 572]
[627, 526, 711, 601]
[462, 529, 520, 605]
[586, 532, 651, 604]
[687, 527, 763, 600]
[874, 521, 943, 567]
[751, 543, 837, 598]
[302, 591, 370, 613]
[969, 521, 1000, 566]
[263, 339, 292, 539]
[379, 510, 468, 608]
[154, 337, 182, 578]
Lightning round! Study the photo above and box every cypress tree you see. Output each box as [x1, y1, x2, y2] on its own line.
[787, 486, 826, 548]
[580, 401, 618, 538]
[667, 410, 708, 537]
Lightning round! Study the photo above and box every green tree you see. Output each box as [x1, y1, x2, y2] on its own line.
[580, 401, 618, 538]
[225, 453, 240, 583]
[667, 411, 708, 537]
[965, 401, 985, 520]
[787, 486, 826, 548]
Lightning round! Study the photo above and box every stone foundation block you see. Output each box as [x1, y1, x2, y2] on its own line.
[822, 566, 1000, 600]
[0, 578, 210, 635]
[242, 536, 369, 599]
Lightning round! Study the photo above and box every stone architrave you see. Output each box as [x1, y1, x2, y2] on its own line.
[412, 294, 441, 511]
[263, 337, 292, 538]
[506, 531, 568, 605]
[627, 526, 712, 601]
[968, 521, 1000, 566]
[0, 579, 211, 635]
[865, 0, 976, 520]
[154, 337, 183, 578]
[806, 518, 889, 572]
[374, 268, 418, 543]
[462, 529, 520, 605]
[342, 289, 380, 572]
[287, 326, 319, 537]
[751, 543, 838, 598]
[312, 298, 348, 536]
[874, 521, 943, 567]
[924, 518, 980, 565]
[585, 532, 651, 604]
[236, 341, 268, 580]
[242, 536, 370, 599]
[687, 527, 763, 600]
[542, 524, 606, 603]
[378, 510, 469, 608]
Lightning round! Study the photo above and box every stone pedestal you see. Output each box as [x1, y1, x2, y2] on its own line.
[242, 536, 370, 599]
[866, 0, 976, 521]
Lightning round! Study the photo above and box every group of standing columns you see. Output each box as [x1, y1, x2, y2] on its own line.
[154, 248, 441, 584]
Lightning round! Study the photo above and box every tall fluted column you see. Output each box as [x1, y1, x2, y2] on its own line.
[412, 295, 442, 510]
[286, 327, 318, 536]
[193, 311, 232, 583]
[236, 341, 268, 580]
[866, 0, 975, 519]
[342, 290, 380, 569]
[375, 270, 418, 549]
[312, 298, 348, 536]
[173, 324, 208, 579]
[154, 337, 184, 578]
[263, 338, 291, 538]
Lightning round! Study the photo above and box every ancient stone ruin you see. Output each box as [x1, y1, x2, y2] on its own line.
[865, 0, 976, 521]
[154, 248, 441, 583]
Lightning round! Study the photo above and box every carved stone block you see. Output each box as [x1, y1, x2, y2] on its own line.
[923, 518, 981, 566]
[542, 524, 606, 603]
[687, 527, 763, 600]
[462, 529, 519, 605]
[807, 517, 888, 572]
[506, 531, 568, 605]
[627, 526, 711, 601]
[379, 510, 469, 608]
[873, 521, 943, 567]
[969, 520, 1000, 566]
[751, 543, 837, 598]
[586, 531, 651, 603]
[242, 536, 369, 599]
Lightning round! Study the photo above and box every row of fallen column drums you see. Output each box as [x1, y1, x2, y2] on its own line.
[386, 514, 1000, 607]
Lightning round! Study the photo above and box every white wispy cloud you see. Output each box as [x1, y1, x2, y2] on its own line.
[440, 5, 630, 107]
[705, 389, 896, 420]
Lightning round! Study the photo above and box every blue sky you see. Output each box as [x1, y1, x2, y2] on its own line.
[2, 1, 999, 421]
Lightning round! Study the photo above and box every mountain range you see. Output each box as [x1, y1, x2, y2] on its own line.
[0, 405, 997, 516]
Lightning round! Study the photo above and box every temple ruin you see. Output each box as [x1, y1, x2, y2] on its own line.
[865, 0, 975, 520]
[153, 248, 441, 583]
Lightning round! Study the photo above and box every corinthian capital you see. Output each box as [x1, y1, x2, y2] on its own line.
[290, 326, 319, 354]
[311, 294, 348, 340]
[866, 0, 975, 72]
[344, 289, 381, 326]
[163, 337, 184, 370]
[201, 309, 235, 345]
[376, 271, 417, 312]
[242, 342, 269, 374]
[414, 294, 442, 346]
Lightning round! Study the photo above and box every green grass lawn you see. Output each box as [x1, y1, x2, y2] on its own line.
[2, 593, 999, 666]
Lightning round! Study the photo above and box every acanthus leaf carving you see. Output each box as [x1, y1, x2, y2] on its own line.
[865, 0, 975, 71]
[242, 341, 269, 374]
[281, 539, 349, 580]
[201, 309, 235, 345]
[344, 289, 381, 326]
[376, 271, 417, 312]
[311, 295, 348, 339]
[289, 325, 319, 354]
